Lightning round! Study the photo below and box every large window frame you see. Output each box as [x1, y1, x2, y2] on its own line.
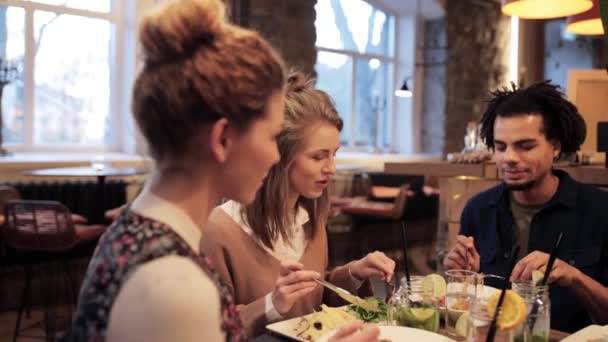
[2, 0, 127, 153]
[314, 0, 398, 152]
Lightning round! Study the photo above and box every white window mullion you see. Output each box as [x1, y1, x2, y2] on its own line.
[23, 6, 35, 148]
[317, 46, 396, 65]
[4, 0, 120, 152]
[4, 0, 115, 20]
[350, 57, 357, 149]
[376, 66, 384, 149]
[109, 0, 121, 152]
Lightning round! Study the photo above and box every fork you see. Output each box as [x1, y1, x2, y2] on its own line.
[385, 278, 395, 304]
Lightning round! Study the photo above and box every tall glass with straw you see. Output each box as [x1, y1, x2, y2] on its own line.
[387, 222, 439, 333]
[512, 281, 550, 342]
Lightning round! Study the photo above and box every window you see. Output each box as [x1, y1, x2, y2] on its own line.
[314, 0, 395, 150]
[0, 0, 123, 151]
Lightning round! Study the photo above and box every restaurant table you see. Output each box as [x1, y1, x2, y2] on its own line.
[23, 166, 148, 223]
[252, 328, 570, 341]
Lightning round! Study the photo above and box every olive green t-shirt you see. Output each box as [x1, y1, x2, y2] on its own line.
[509, 195, 544, 260]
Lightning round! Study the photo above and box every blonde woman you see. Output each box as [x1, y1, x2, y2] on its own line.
[62, 0, 286, 341]
[201, 72, 394, 338]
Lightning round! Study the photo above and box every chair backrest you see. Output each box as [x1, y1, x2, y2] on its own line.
[367, 173, 424, 193]
[3, 200, 77, 252]
[391, 184, 410, 220]
[0, 186, 21, 214]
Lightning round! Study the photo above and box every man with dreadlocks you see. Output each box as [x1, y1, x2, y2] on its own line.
[443, 81, 608, 332]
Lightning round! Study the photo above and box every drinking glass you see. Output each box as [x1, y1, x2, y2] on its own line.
[388, 276, 440, 332]
[512, 281, 550, 342]
[444, 269, 477, 338]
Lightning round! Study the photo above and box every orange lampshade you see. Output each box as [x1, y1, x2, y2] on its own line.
[567, 0, 604, 35]
[502, 0, 593, 19]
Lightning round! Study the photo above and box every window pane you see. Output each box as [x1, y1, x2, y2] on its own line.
[34, 11, 111, 145]
[29, 0, 111, 13]
[354, 58, 390, 148]
[315, 0, 392, 56]
[315, 51, 353, 145]
[0, 6, 25, 144]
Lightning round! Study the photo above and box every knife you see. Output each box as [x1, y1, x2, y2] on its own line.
[315, 279, 381, 312]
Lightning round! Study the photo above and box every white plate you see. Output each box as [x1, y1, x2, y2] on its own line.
[318, 325, 456, 342]
[266, 314, 310, 342]
[561, 325, 608, 342]
[266, 307, 354, 342]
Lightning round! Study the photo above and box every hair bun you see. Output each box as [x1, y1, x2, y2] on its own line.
[286, 71, 314, 93]
[139, 0, 226, 64]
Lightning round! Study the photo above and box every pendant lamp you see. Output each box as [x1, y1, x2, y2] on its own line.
[502, 0, 593, 19]
[395, 79, 412, 98]
[567, 0, 604, 35]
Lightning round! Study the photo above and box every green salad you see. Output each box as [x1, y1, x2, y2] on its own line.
[347, 297, 387, 323]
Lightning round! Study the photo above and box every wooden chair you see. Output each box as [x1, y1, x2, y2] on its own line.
[3, 200, 106, 342]
[339, 184, 411, 259]
[0, 186, 20, 227]
[335, 173, 438, 274]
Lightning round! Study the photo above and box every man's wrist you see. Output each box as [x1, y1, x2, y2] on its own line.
[569, 267, 584, 287]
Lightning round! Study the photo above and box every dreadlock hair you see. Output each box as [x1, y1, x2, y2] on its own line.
[479, 81, 586, 154]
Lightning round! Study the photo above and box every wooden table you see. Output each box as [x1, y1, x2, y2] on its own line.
[251, 330, 570, 342]
[253, 328, 569, 341]
[23, 166, 147, 223]
[442, 328, 569, 341]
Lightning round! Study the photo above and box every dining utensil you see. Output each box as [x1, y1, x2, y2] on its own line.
[385, 279, 395, 304]
[315, 279, 381, 312]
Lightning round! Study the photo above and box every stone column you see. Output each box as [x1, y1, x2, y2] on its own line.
[444, 0, 511, 155]
[246, 0, 317, 75]
[420, 18, 447, 155]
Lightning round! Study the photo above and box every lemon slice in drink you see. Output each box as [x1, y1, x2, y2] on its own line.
[486, 290, 527, 331]
[455, 312, 470, 337]
[422, 274, 447, 298]
[410, 308, 436, 322]
[532, 270, 544, 286]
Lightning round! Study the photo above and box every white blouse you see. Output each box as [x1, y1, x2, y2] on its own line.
[220, 200, 310, 262]
[219, 200, 362, 322]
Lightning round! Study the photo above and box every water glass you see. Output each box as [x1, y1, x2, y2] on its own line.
[512, 282, 550, 342]
[90, 155, 108, 171]
[467, 293, 516, 342]
[445, 269, 477, 338]
[388, 276, 440, 332]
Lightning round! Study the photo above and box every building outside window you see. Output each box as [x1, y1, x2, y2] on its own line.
[314, 0, 396, 151]
[0, 0, 125, 152]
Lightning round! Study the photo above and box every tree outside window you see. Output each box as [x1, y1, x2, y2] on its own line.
[315, 0, 395, 151]
[0, 0, 116, 151]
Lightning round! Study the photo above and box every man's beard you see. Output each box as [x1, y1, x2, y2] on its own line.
[503, 179, 536, 191]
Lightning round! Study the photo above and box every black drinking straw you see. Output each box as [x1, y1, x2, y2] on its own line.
[400, 221, 411, 288]
[540, 232, 564, 288]
[486, 245, 520, 342]
[528, 232, 564, 331]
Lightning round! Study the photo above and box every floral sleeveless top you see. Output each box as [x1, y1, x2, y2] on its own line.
[62, 210, 245, 342]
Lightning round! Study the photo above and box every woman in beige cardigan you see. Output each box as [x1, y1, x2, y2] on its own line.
[201, 72, 395, 338]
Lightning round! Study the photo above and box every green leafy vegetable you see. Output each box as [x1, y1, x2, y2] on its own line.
[346, 297, 387, 323]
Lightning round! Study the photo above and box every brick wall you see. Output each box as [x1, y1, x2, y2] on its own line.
[231, 0, 317, 75]
[420, 18, 447, 154]
[444, 0, 511, 155]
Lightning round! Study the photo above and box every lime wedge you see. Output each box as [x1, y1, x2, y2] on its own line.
[455, 312, 469, 337]
[410, 307, 436, 321]
[422, 273, 447, 297]
[532, 270, 544, 286]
